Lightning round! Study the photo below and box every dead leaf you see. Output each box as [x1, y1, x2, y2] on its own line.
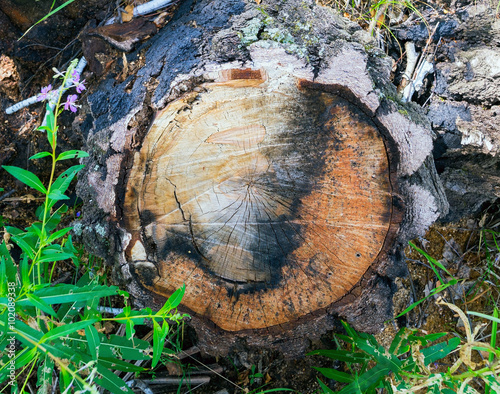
[122, 5, 134, 23]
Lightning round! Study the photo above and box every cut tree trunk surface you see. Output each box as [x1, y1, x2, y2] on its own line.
[124, 69, 396, 332]
[75, 0, 449, 354]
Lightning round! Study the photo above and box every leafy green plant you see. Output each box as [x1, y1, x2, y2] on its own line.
[0, 59, 187, 393]
[249, 364, 265, 386]
[310, 305, 500, 393]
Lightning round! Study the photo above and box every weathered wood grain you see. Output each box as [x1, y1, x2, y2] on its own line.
[123, 69, 394, 331]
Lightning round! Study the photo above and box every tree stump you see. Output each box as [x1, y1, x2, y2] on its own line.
[76, 0, 448, 355]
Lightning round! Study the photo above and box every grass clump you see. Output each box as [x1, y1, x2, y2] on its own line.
[0, 59, 187, 393]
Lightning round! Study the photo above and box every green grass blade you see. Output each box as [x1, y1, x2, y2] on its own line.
[19, 0, 76, 40]
[396, 281, 453, 318]
[468, 311, 500, 325]
[409, 241, 453, 279]
[490, 308, 498, 363]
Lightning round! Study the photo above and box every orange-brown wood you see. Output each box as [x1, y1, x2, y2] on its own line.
[123, 69, 394, 332]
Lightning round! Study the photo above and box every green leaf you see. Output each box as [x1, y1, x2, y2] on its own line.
[27, 222, 44, 240]
[45, 104, 55, 132]
[48, 165, 84, 209]
[37, 355, 54, 394]
[422, 337, 461, 365]
[57, 300, 85, 323]
[152, 320, 169, 368]
[157, 284, 185, 315]
[12, 234, 38, 260]
[17, 284, 119, 306]
[5, 226, 24, 237]
[26, 293, 57, 318]
[313, 367, 355, 383]
[59, 369, 72, 394]
[483, 375, 500, 393]
[389, 328, 409, 354]
[14, 347, 38, 369]
[0, 241, 16, 270]
[38, 251, 75, 263]
[20, 255, 31, 289]
[95, 363, 134, 394]
[41, 319, 98, 343]
[29, 151, 52, 160]
[47, 189, 70, 201]
[2, 166, 47, 194]
[338, 364, 391, 394]
[417, 332, 449, 344]
[0, 261, 6, 297]
[126, 319, 136, 340]
[85, 324, 100, 360]
[98, 357, 146, 373]
[354, 339, 402, 375]
[317, 378, 335, 394]
[99, 335, 151, 361]
[47, 227, 72, 243]
[57, 150, 89, 161]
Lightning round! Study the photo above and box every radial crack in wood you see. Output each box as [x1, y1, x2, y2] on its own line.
[123, 67, 395, 332]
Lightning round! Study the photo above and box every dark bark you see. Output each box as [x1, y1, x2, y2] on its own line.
[397, 4, 500, 222]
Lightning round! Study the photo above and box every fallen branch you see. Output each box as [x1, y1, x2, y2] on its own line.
[398, 42, 418, 93]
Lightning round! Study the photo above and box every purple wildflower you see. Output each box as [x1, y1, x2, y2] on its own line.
[37, 84, 53, 102]
[71, 70, 80, 83]
[75, 80, 86, 93]
[70, 70, 86, 93]
[64, 94, 78, 113]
